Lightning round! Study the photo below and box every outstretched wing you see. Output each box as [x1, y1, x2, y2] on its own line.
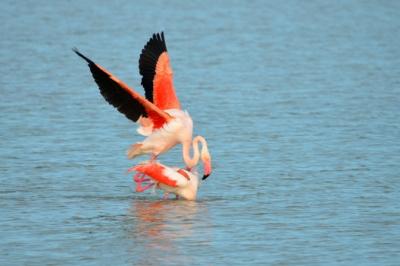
[134, 163, 190, 187]
[74, 49, 171, 129]
[139, 32, 181, 110]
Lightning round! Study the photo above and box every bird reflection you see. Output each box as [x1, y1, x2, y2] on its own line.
[129, 199, 199, 239]
[126, 198, 205, 264]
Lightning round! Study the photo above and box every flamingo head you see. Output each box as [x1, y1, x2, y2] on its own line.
[201, 148, 212, 180]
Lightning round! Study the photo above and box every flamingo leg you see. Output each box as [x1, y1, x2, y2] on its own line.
[149, 154, 157, 164]
[132, 172, 154, 192]
[136, 182, 155, 192]
[133, 172, 150, 183]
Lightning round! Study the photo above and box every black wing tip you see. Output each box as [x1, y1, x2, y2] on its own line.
[149, 31, 167, 52]
[160, 31, 167, 51]
[138, 31, 168, 102]
[72, 47, 93, 64]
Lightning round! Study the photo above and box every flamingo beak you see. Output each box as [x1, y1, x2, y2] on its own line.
[202, 158, 212, 180]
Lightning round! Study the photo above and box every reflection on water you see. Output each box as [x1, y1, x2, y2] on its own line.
[126, 199, 210, 265]
[128, 199, 199, 240]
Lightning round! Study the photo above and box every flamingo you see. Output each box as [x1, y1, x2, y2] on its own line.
[129, 161, 200, 201]
[73, 32, 212, 178]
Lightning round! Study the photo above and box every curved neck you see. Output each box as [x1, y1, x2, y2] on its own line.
[182, 136, 208, 168]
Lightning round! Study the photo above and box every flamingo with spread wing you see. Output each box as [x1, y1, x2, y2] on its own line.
[74, 32, 212, 178]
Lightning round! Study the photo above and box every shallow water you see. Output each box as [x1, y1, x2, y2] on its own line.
[1, 0, 400, 265]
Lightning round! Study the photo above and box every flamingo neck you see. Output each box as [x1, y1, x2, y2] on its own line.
[182, 136, 208, 169]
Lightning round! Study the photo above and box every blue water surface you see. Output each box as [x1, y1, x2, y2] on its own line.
[1, 1, 399, 265]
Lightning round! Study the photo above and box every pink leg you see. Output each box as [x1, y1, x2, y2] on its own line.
[133, 172, 150, 183]
[163, 192, 170, 199]
[149, 154, 157, 163]
[136, 182, 155, 192]
[132, 172, 154, 192]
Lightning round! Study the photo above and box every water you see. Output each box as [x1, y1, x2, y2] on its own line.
[1, 0, 399, 265]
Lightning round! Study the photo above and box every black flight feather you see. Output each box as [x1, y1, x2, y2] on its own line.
[138, 32, 168, 103]
[73, 48, 146, 123]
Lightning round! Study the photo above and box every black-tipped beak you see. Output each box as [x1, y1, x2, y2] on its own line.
[202, 174, 210, 180]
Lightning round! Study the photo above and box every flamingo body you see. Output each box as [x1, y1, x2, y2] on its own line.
[128, 109, 193, 159]
[133, 162, 199, 200]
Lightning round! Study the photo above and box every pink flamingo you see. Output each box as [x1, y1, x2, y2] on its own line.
[74, 32, 212, 178]
[129, 161, 200, 200]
